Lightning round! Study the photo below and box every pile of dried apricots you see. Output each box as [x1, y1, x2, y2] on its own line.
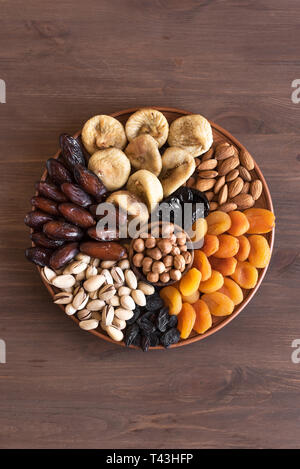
[160, 207, 275, 340]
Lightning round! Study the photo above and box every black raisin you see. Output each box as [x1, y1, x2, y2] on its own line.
[160, 328, 180, 348]
[126, 306, 141, 325]
[168, 315, 178, 328]
[141, 334, 151, 352]
[156, 307, 170, 333]
[146, 293, 164, 311]
[137, 315, 156, 334]
[149, 332, 160, 347]
[124, 323, 140, 346]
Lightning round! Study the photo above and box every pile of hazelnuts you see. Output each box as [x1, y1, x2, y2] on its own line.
[131, 222, 192, 284]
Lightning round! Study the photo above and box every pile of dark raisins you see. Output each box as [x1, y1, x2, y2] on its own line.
[125, 292, 180, 351]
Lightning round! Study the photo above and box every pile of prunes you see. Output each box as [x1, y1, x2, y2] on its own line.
[125, 292, 180, 351]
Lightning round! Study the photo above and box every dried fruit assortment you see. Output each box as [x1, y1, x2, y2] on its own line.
[25, 108, 274, 350]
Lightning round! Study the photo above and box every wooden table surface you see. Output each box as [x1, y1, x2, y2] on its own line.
[1, 0, 300, 449]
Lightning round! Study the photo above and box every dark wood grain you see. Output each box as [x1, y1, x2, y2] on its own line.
[1, 0, 300, 449]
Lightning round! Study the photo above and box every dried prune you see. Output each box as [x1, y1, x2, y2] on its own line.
[36, 181, 67, 203]
[61, 183, 93, 208]
[146, 293, 164, 311]
[49, 242, 79, 270]
[31, 196, 59, 216]
[160, 328, 180, 348]
[156, 307, 170, 333]
[31, 232, 65, 249]
[25, 246, 52, 267]
[137, 315, 156, 334]
[141, 334, 151, 352]
[153, 186, 209, 227]
[58, 203, 96, 229]
[59, 134, 86, 170]
[168, 315, 178, 328]
[126, 306, 141, 325]
[46, 158, 73, 185]
[125, 323, 140, 346]
[73, 164, 107, 202]
[24, 210, 55, 229]
[43, 220, 83, 241]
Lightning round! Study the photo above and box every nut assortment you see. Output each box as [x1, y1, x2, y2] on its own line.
[25, 107, 274, 350]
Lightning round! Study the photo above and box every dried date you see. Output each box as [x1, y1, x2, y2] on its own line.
[36, 181, 67, 203]
[79, 241, 126, 260]
[25, 246, 52, 267]
[87, 225, 119, 241]
[49, 242, 79, 270]
[46, 158, 73, 185]
[59, 133, 86, 170]
[73, 164, 107, 202]
[43, 220, 83, 241]
[24, 210, 54, 229]
[31, 232, 65, 249]
[61, 183, 93, 208]
[31, 196, 59, 216]
[58, 203, 96, 229]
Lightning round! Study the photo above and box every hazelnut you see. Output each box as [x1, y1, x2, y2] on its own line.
[152, 261, 165, 274]
[160, 272, 170, 283]
[132, 238, 145, 253]
[176, 232, 186, 246]
[180, 244, 187, 252]
[161, 223, 174, 238]
[147, 272, 159, 283]
[145, 236, 156, 249]
[142, 257, 153, 272]
[182, 251, 192, 264]
[133, 253, 144, 267]
[169, 233, 177, 245]
[171, 246, 180, 256]
[174, 254, 186, 272]
[146, 247, 162, 260]
[163, 255, 173, 268]
[157, 239, 173, 255]
[140, 232, 150, 239]
[170, 269, 182, 281]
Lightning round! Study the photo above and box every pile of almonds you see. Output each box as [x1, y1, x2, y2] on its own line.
[41, 252, 155, 341]
[188, 142, 263, 212]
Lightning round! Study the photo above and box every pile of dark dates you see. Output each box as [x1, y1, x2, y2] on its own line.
[125, 292, 180, 350]
[25, 134, 126, 270]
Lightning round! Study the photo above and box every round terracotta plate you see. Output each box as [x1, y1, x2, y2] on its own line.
[35, 107, 275, 350]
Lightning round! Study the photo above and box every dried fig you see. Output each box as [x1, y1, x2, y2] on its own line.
[81, 115, 126, 154]
[159, 147, 196, 197]
[125, 108, 168, 148]
[106, 190, 149, 226]
[88, 148, 131, 191]
[126, 170, 163, 211]
[125, 134, 162, 176]
[168, 114, 213, 157]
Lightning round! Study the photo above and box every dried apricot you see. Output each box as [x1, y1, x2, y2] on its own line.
[236, 235, 250, 261]
[202, 292, 234, 316]
[190, 218, 208, 247]
[244, 208, 275, 234]
[214, 234, 239, 258]
[193, 250, 212, 281]
[202, 234, 219, 257]
[227, 211, 250, 236]
[248, 235, 271, 268]
[206, 211, 231, 235]
[218, 277, 243, 305]
[177, 303, 196, 339]
[199, 270, 224, 293]
[160, 286, 182, 315]
[231, 261, 258, 289]
[193, 300, 212, 334]
[210, 256, 237, 276]
[181, 290, 200, 304]
[179, 267, 202, 296]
